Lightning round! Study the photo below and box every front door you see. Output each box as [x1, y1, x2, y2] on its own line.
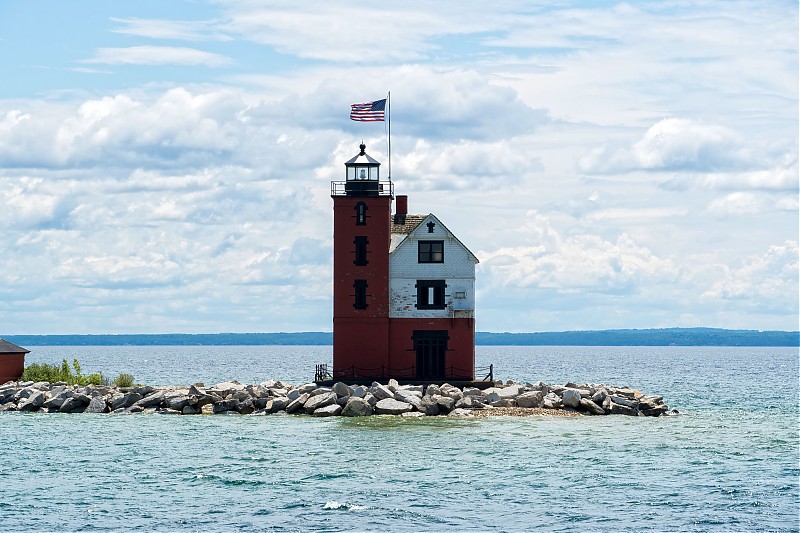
[413, 330, 448, 380]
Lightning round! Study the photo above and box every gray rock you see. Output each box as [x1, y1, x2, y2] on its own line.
[608, 402, 639, 416]
[363, 393, 378, 407]
[287, 389, 301, 401]
[591, 388, 608, 405]
[308, 387, 333, 397]
[333, 382, 351, 398]
[313, 404, 342, 417]
[400, 411, 425, 418]
[485, 391, 501, 403]
[213, 380, 245, 392]
[212, 399, 239, 414]
[387, 378, 399, 392]
[517, 390, 545, 408]
[394, 389, 422, 404]
[285, 393, 310, 414]
[425, 384, 441, 397]
[580, 398, 606, 415]
[60, 395, 90, 413]
[490, 399, 517, 408]
[448, 408, 473, 417]
[111, 392, 142, 410]
[542, 392, 562, 409]
[484, 385, 523, 400]
[297, 383, 318, 394]
[168, 395, 192, 411]
[43, 390, 72, 409]
[434, 395, 455, 413]
[266, 397, 289, 413]
[610, 395, 639, 409]
[398, 384, 423, 394]
[336, 395, 349, 407]
[135, 391, 165, 408]
[419, 396, 440, 416]
[455, 396, 475, 409]
[85, 395, 108, 413]
[304, 392, 337, 413]
[182, 405, 201, 415]
[375, 398, 413, 415]
[562, 389, 582, 408]
[341, 397, 373, 417]
[352, 385, 368, 398]
[371, 384, 393, 400]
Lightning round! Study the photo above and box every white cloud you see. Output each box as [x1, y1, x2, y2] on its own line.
[82, 46, 232, 67]
[703, 241, 799, 313]
[110, 17, 232, 42]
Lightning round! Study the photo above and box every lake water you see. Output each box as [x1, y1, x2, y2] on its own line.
[1, 346, 797, 531]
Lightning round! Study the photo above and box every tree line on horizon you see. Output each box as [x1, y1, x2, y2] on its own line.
[3, 328, 798, 347]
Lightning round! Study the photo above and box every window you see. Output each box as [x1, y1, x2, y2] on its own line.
[454, 291, 467, 299]
[355, 202, 367, 225]
[418, 241, 444, 263]
[416, 280, 446, 309]
[354, 280, 368, 309]
[354, 236, 368, 266]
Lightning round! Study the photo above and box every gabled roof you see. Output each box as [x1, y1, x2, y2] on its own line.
[389, 213, 479, 263]
[390, 213, 427, 235]
[0, 339, 30, 354]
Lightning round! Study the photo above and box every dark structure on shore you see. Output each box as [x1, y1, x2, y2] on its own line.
[321, 143, 485, 383]
[0, 339, 29, 385]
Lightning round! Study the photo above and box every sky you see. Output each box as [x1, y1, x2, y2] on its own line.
[0, 0, 797, 334]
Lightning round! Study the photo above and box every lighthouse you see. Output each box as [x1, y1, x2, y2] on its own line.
[327, 143, 478, 383]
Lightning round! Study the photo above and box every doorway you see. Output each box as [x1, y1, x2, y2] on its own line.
[413, 330, 448, 380]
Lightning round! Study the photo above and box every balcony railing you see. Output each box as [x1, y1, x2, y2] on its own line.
[331, 180, 394, 197]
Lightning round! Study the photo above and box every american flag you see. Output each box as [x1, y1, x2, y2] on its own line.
[350, 99, 386, 122]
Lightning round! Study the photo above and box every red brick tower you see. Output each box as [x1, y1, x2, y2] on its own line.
[330, 143, 393, 378]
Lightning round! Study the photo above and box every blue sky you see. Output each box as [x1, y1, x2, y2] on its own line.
[0, 0, 797, 334]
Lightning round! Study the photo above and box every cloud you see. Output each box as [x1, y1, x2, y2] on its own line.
[703, 241, 799, 313]
[110, 17, 232, 42]
[579, 118, 761, 174]
[82, 46, 232, 67]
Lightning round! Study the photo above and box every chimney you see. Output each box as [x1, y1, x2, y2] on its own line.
[396, 195, 408, 216]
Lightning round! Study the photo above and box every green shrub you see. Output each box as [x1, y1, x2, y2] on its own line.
[21, 358, 106, 386]
[113, 373, 135, 388]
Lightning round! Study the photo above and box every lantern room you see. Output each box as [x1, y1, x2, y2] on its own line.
[341, 143, 385, 197]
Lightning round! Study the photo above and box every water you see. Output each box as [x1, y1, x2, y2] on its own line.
[1, 346, 797, 531]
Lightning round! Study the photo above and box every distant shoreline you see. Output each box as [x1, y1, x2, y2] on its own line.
[3, 328, 798, 347]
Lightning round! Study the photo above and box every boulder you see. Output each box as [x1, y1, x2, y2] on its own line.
[167, 396, 193, 411]
[85, 395, 108, 413]
[455, 396, 476, 409]
[419, 396, 440, 416]
[308, 387, 333, 397]
[425, 384, 441, 397]
[304, 392, 337, 414]
[43, 390, 72, 409]
[579, 398, 606, 415]
[370, 384, 394, 400]
[490, 399, 517, 408]
[212, 399, 239, 414]
[313, 404, 342, 417]
[213, 381, 245, 392]
[517, 391, 544, 408]
[333, 382, 351, 398]
[591, 388, 608, 405]
[394, 390, 423, 405]
[18, 391, 46, 412]
[561, 389, 582, 408]
[387, 378, 399, 392]
[542, 392, 562, 410]
[434, 395, 455, 413]
[182, 405, 201, 415]
[287, 389, 301, 401]
[111, 392, 142, 410]
[194, 392, 221, 408]
[352, 385, 368, 398]
[484, 385, 523, 400]
[486, 391, 501, 403]
[285, 393, 310, 414]
[297, 383, 318, 394]
[610, 395, 639, 409]
[266, 397, 289, 413]
[399, 384, 423, 394]
[60, 395, 90, 413]
[135, 391, 165, 408]
[608, 402, 639, 416]
[341, 397, 373, 417]
[375, 398, 413, 415]
[237, 399, 255, 415]
[448, 408, 472, 417]
[363, 393, 378, 407]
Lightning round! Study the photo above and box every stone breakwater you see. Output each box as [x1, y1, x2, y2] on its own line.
[0, 378, 672, 418]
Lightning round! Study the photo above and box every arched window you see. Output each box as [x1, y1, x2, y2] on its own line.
[355, 202, 367, 225]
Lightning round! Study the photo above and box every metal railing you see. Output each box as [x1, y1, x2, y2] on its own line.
[313, 363, 494, 382]
[330, 181, 394, 197]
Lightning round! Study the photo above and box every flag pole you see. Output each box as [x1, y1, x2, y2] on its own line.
[387, 91, 391, 181]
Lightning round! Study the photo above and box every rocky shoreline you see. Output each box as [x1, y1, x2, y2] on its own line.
[0, 378, 673, 418]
